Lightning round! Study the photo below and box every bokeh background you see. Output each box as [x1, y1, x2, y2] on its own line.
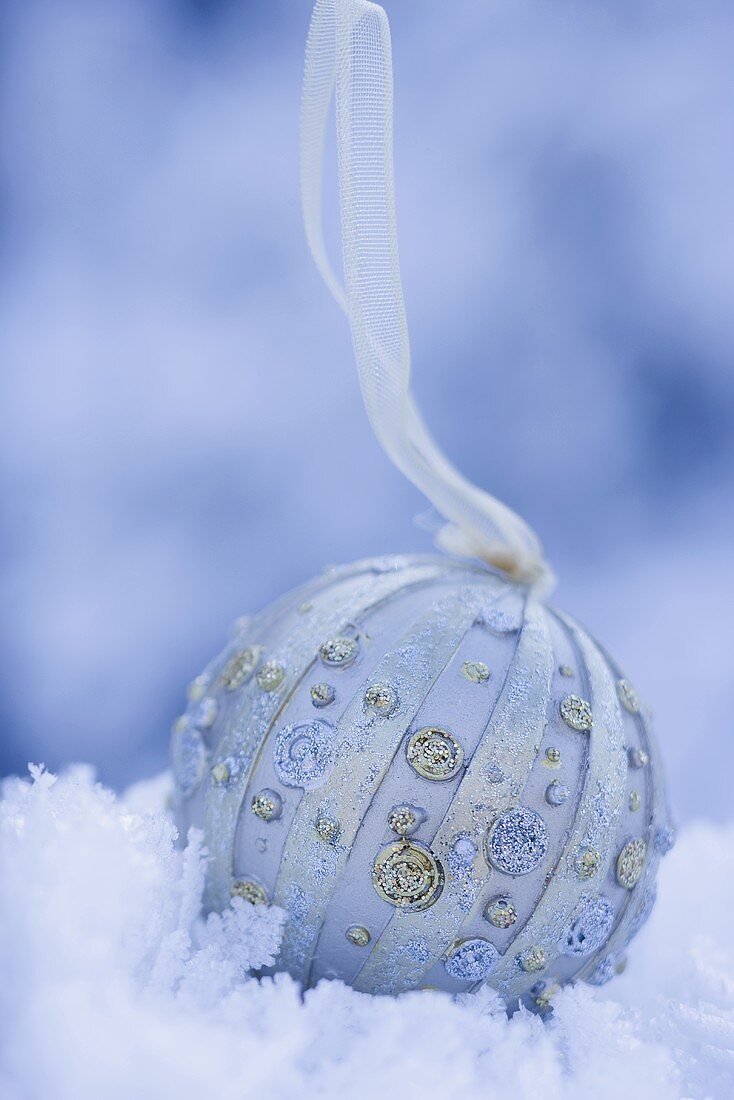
[1, 0, 732, 821]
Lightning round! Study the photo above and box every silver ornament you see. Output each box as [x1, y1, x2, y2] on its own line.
[171, 554, 673, 1011]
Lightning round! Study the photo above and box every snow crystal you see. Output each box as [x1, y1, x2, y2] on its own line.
[0, 765, 733, 1099]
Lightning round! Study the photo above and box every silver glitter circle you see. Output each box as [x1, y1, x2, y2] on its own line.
[445, 938, 499, 982]
[561, 896, 615, 957]
[273, 720, 335, 789]
[485, 806, 549, 876]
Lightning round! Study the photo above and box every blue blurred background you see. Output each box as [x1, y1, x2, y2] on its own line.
[1, 0, 732, 820]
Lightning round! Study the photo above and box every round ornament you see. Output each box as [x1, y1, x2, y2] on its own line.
[171, 553, 673, 1011]
[170, 0, 674, 1015]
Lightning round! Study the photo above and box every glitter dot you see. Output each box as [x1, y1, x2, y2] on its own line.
[534, 983, 560, 1009]
[187, 674, 209, 702]
[171, 725, 207, 796]
[221, 647, 261, 691]
[251, 789, 281, 821]
[574, 845, 601, 880]
[617, 678, 640, 714]
[518, 946, 547, 973]
[230, 614, 252, 637]
[480, 607, 521, 634]
[445, 938, 499, 981]
[319, 636, 358, 668]
[544, 746, 562, 768]
[628, 746, 649, 769]
[546, 780, 570, 806]
[345, 925, 371, 947]
[211, 761, 231, 785]
[629, 885, 656, 937]
[559, 665, 574, 678]
[561, 896, 615, 957]
[310, 682, 335, 708]
[371, 841, 444, 911]
[364, 682, 398, 717]
[484, 762, 505, 784]
[560, 694, 593, 732]
[485, 806, 549, 876]
[231, 880, 268, 905]
[315, 815, 340, 843]
[451, 834, 477, 865]
[298, 602, 313, 614]
[587, 954, 616, 986]
[406, 727, 464, 781]
[191, 696, 218, 731]
[655, 825, 676, 855]
[256, 660, 285, 692]
[273, 720, 335, 789]
[387, 806, 420, 836]
[484, 895, 517, 929]
[616, 838, 646, 889]
[461, 660, 490, 684]
[398, 938, 429, 965]
[629, 790, 641, 813]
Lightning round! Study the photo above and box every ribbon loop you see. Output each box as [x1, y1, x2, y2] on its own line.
[302, 0, 554, 592]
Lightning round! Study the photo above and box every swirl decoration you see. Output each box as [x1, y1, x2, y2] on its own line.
[273, 720, 336, 789]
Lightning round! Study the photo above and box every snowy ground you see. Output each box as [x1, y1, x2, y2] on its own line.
[1, 766, 732, 1100]
[2, 0, 734, 825]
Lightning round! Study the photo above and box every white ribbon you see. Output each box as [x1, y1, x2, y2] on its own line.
[301, 0, 554, 591]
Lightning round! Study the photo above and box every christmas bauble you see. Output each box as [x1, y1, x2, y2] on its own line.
[171, 554, 673, 1011]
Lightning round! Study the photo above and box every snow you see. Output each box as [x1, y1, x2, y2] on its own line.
[1, 766, 732, 1099]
